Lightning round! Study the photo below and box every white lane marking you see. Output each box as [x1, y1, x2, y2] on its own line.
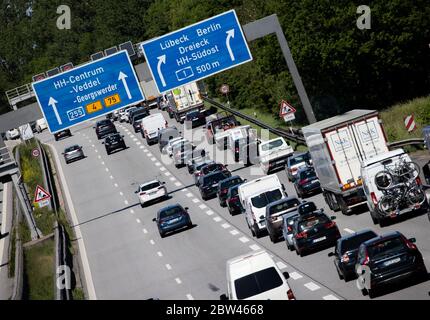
[323, 294, 340, 300]
[304, 282, 320, 291]
[186, 294, 194, 300]
[133, 138, 138, 142]
[221, 223, 230, 229]
[199, 204, 207, 210]
[136, 219, 141, 224]
[146, 153, 151, 157]
[160, 167, 166, 171]
[344, 228, 355, 234]
[157, 251, 163, 257]
[170, 177, 176, 181]
[186, 193, 193, 198]
[165, 264, 172, 270]
[164, 172, 171, 176]
[130, 135, 135, 138]
[192, 198, 200, 203]
[124, 200, 129, 205]
[230, 229, 239, 236]
[174, 182, 182, 187]
[239, 236, 250, 243]
[150, 239, 155, 245]
[151, 157, 156, 161]
[206, 210, 214, 216]
[213, 216, 222, 222]
[276, 262, 287, 269]
[136, 142, 141, 145]
[130, 209, 135, 214]
[101, 161, 105, 165]
[175, 278, 182, 284]
[143, 149, 148, 152]
[95, 149, 98, 153]
[249, 244, 260, 251]
[92, 144, 95, 148]
[97, 155, 101, 159]
[155, 162, 161, 167]
[114, 183, 118, 188]
[181, 188, 188, 192]
[140, 145, 144, 149]
[110, 175, 114, 180]
[143, 229, 148, 234]
[119, 192, 123, 196]
[105, 167, 109, 172]
[89, 140, 92, 143]
[289, 272, 303, 280]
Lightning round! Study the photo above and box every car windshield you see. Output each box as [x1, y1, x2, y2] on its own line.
[251, 189, 283, 209]
[367, 237, 406, 259]
[204, 172, 229, 185]
[298, 214, 330, 232]
[134, 114, 147, 121]
[159, 206, 183, 219]
[186, 111, 199, 118]
[229, 186, 239, 197]
[285, 214, 299, 229]
[340, 232, 377, 254]
[97, 120, 110, 126]
[290, 155, 307, 166]
[299, 170, 317, 179]
[202, 164, 223, 174]
[234, 267, 283, 300]
[140, 182, 160, 191]
[65, 145, 80, 152]
[106, 134, 120, 142]
[221, 177, 242, 189]
[269, 198, 300, 216]
[260, 139, 284, 152]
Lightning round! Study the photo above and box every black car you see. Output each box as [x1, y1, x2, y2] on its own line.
[292, 211, 341, 257]
[194, 162, 229, 186]
[226, 184, 244, 215]
[185, 109, 206, 129]
[198, 171, 232, 200]
[355, 231, 428, 298]
[216, 176, 244, 207]
[294, 167, 321, 198]
[152, 204, 192, 238]
[94, 119, 117, 139]
[102, 133, 126, 155]
[54, 129, 72, 141]
[131, 109, 150, 133]
[297, 201, 318, 216]
[328, 229, 378, 281]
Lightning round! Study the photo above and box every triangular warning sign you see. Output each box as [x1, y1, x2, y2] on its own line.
[279, 100, 296, 116]
[34, 185, 51, 202]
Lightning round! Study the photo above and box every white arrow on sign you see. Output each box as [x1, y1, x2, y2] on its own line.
[226, 29, 235, 62]
[118, 71, 132, 99]
[157, 55, 167, 87]
[48, 97, 62, 125]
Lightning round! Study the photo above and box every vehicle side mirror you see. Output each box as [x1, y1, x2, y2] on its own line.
[259, 215, 265, 221]
[330, 216, 336, 220]
[243, 179, 247, 182]
[162, 182, 166, 185]
[121, 135, 124, 138]
[219, 294, 228, 301]
[328, 252, 335, 257]
[409, 238, 416, 243]
[185, 207, 189, 211]
[283, 272, 290, 280]
[61, 152, 64, 155]
[282, 183, 286, 191]
[152, 218, 156, 222]
[134, 190, 139, 194]
[101, 142, 104, 144]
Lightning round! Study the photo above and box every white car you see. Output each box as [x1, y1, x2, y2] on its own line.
[135, 180, 167, 207]
[6, 128, 20, 140]
[166, 138, 187, 157]
[35, 118, 48, 133]
[220, 250, 295, 300]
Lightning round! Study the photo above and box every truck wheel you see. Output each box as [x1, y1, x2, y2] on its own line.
[335, 194, 350, 215]
[323, 191, 339, 212]
[369, 209, 380, 225]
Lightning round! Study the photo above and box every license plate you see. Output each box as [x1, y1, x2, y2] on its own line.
[313, 236, 326, 243]
[384, 257, 401, 266]
[169, 218, 180, 224]
[148, 191, 157, 195]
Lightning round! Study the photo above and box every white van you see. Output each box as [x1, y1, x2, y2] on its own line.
[361, 148, 427, 226]
[35, 118, 47, 133]
[220, 250, 295, 300]
[238, 174, 286, 238]
[140, 113, 168, 145]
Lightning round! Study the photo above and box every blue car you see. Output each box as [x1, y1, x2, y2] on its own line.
[153, 204, 192, 238]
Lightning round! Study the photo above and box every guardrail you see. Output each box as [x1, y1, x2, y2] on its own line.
[203, 97, 306, 145]
[5, 83, 35, 106]
[38, 141, 58, 213]
[387, 138, 425, 150]
[54, 221, 71, 300]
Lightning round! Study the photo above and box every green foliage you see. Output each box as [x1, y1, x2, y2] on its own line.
[18, 139, 44, 202]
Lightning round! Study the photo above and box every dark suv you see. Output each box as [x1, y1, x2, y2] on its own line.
[131, 109, 150, 133]
[355, 231, 428, 298]
[54, 129, 72, 141]
[194, 162, 229, 186]
[103, 133, 126, 155]
[95, 119, 117, 139]
[198, 171, 232, 200]
[294, 167, 321, 198]
[217, 176, 244, 207]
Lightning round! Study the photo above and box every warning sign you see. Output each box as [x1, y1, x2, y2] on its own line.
[279, 100, 296, 122]
[34, 185, 51, 202]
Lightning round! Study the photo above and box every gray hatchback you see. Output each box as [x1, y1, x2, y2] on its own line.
[63, 145, 85, 164]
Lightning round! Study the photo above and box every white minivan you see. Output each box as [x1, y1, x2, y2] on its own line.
[140, 113, 168, 145]
[238, 174, 286, 238]
[220, 250, 295, 300]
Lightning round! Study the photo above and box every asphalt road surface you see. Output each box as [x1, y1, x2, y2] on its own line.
[38, 109, 430, 300]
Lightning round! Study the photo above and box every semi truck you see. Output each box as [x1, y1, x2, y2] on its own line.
[302, 109, 389, 215]
[135, 62, 161, 109]
[168, 82, 204, 123]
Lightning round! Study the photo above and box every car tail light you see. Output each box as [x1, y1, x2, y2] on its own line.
[228, 196, 238, 203]
[290, 167, 297, 173]
[296, 231, 307, 239]
[340, 254, 350, 263]
[287, 289, 295, 300]
[415, 177, 422, 186]
[139, 192, 146, 196]
[299, 178, 309, 186]
[362, 250, 369, 266]
[324, 221, 336, 229]
[144, 129, 148, 135]
[235, 147, 239, 153]
[165, 120, 168, 128]
[287, 226, 292, 232]
[403, 237, 417, 250]
[370, 192, 378, 206]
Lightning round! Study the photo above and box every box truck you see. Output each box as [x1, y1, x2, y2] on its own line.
[302, 109, 389, 215]
[169, 82, 204, 123]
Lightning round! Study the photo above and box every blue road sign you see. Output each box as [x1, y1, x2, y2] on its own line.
[141, 9, 252, 93]
[32, 50, 144, 133]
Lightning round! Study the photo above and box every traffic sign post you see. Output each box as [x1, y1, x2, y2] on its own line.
[404, 114, 417, 133]
[141, 9, 252, 93]
[279, 100, 297, 134]
[32, 50, 144, 133]
[34, 185, 51, 203]
[220, 84, 230, 106]
[32, 148, 40, 158]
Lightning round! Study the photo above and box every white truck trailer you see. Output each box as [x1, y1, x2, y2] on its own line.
[169, 82, 204, 123]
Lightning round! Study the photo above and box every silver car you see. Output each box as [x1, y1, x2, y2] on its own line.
[63, 145, 85, 164]
[281, 211, 300, 251]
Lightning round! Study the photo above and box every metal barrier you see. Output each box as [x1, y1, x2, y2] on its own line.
[5, 84, 35, 107]
[54, 222, 71, 300]
[387, 138, 425, 149]
[38, 141, 58, 213]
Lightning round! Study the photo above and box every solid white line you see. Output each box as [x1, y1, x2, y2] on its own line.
[239, 236, 249, 243]
[192, 198, 200, 203]
[304, 282, 320, 291]
[136, 219, 141, 224]
[213, 216, 222, 222]
[186, 294, 194, 300]
[165, 264, 172, 270]
[46, 143, 97, 299]
[323, 294, 340, 300]
[175, 278, 182, 284]
[249, 244, 260, 251]
[206, 210, 214, 216]
[150, 239, 155, 245]
[276, 262, 287, 269]
[174, 182, 182, 187]
[186, 193, 193, 198]
[199, 204, 207, 210]
[143, 229, 148, 234]
[230, 230, 239, 236]
[344, 228, 355, 234]
[221, 223, 230, 229]
[289, 272, 303, 280]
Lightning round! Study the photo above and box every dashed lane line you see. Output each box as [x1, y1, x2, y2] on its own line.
[186, 294, 194, 300]
[150, 240, 155, 245]
[289, 272, 303, 280]
[221, 223, 230, 229]
[276, 261, 287, 269]
[323, 294, 340, 300]
[304, 282, 320, 291]
[199, 204, 207, 210]
[165, 264, 172, 270]
[249, 244, 260, 251]
[206, 210, 214, 216]
[157, 252, 163, 257]
[344, 228, 355, 234]
[175, 278, 182, 284]
[213, 216, 222, 222]
[230, 230, 239, 236]
[239, 236, 250, 243]
[143, 229, 148, 234]
[136, 219, 141, 224]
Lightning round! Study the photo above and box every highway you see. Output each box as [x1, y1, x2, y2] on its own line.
[38, 108, 430, 300]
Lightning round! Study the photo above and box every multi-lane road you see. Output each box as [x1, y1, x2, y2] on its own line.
[38, 108, 430, 300]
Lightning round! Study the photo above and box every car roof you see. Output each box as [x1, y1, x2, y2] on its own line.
[64, 144, 80, 150]
[140, 180, 160, 187]
[158, 203, 182, 213]
[219, 175, 241, 184]
[297, 166, 314, 173]
[361, 231, 403, 247]
[338, 229, 377, 242]
[227, 250, 277, 280]
[266, 196, 300, 209]
[203, 170, 227, 179]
